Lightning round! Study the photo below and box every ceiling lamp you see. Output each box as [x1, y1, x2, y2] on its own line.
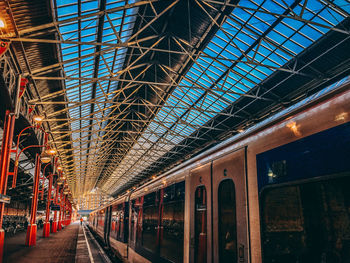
[46, 148, 57, 155]
[40, 152, 51, 164]
[0, 18, 5, 28]
[33, 115, 44, 123]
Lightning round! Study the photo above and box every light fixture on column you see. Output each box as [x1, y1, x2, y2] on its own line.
[40, 152, 51, 164]
[33, 115, 44, 123]
[0, 18, 5, 28]
[46, 148, 57, 155]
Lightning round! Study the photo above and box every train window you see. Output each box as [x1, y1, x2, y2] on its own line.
[142, 192, 159, 253]
[195, 186, 207, 263]
[97, 209, 105, 232]
[218, 179, 237, 263]
[261, 175, 350, 262]
[110, 204, 125, 242]
[160, 181, 185, 263]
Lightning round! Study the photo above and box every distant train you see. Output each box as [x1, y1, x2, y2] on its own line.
[89, 78, 350, 263]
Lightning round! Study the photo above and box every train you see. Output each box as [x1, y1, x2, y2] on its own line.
[89, 77, 350, 263]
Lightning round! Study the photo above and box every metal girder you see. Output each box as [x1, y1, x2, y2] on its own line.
[5, 0, 348, 201]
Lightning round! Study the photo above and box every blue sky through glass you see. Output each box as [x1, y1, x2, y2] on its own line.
[105, 0, 350, 193]
[54, 0, 350, 194]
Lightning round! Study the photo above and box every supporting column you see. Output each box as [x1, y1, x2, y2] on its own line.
[43, 173, 53, 237]
[25, 154, 41, 246]
[51, 186, 58, 233]
[62, 198, 65, 226]
[58, 190, 63, 230]
[66, 199, 69, 225]
[0, 111, 16, 262]
[62, 195, 66, 227]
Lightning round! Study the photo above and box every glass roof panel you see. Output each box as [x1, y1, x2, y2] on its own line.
[106, 0, 348, 194]
[50, 0, 350, 197]
[55, 0, 140, 195]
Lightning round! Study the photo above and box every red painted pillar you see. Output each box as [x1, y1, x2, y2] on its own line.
[51, 186, 58, 233]
[70, 203, 72, 224]
[65, 197, 68, 225]
[67, 199, 70, 225]
[66, 202, 68, 226]
[69, 203, 72, 225]
[0, 111, 16, 262]
[64, 202, 66, 226]
[58, 191, 64, 230]
[63, 195, 68, 226]
[63, 196, 67, 226]
[25, 154, 41, 246]
[43, 173, 53, 237]
[61, 198, 64, 227]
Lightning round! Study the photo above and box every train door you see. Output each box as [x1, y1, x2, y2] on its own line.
[189, 163, 212, 263]
[104, 206, 112, 247]
[212, 148, 249, 263]
[129, 197, 143, 250]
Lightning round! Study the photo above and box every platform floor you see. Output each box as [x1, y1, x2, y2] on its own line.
[3, 222, 114, 263]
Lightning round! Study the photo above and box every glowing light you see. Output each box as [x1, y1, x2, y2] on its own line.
[40, 152, 51, 163]
[0, 18, 5, 28]
[152, 175, 156, 179]
[46, 148, 57, 155]
[335, 112, 348, 122]
[286, 121, 301, 137]
[57, 166, 62, 171]
[33, 115, 44, 123]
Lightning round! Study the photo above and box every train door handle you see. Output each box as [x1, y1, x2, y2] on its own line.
[239, 244, 245, 262]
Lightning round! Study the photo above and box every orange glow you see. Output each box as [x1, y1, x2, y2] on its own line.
[335, 112, 348, 122]
[286, 121, 301, 137]
[57, 166, 62, 171]
[46, 148, 57, 155]
[40, 152, 51, 163]
[33, 115, 44, 123]
[0, 18, 5, 28]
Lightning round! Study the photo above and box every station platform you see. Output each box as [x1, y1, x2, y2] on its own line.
[3, 222, 115, 263]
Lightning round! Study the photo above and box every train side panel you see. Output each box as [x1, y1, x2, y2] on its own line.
[90, 88, 350, 263]
[246, 89, 350, 262]
[109, 202, 129, 260]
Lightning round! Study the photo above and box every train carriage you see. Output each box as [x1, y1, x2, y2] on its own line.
[89, 78, 350, 263]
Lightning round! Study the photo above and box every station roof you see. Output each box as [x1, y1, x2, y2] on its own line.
[1, 0, 350, 203]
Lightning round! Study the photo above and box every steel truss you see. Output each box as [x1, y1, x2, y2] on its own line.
[1, 0, 349, 202]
